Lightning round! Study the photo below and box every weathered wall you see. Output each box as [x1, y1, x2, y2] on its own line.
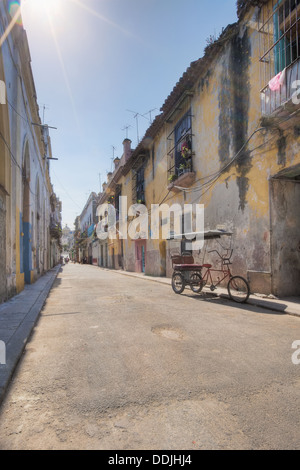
[138, 2, 300, 296]
[270, 179, 300, 297]
[0, 3, 56, 302]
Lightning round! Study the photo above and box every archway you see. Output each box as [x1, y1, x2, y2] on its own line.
[22, 142, 31, 284]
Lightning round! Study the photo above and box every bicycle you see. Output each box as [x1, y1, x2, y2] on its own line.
[171, 249, 250, 303]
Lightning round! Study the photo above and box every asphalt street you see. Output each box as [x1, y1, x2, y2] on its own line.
[0, 263, 299, 450]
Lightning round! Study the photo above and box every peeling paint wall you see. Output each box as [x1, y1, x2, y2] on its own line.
[136, 1, 300, 295]
[102, 0, 300, 296]
[0, 4, 56, 303]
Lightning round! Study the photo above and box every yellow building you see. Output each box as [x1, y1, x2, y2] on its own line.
[0, 2, 61, 303]
[96, 0, 300, 297]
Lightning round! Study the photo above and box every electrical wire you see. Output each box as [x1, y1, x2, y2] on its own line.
[51, 168, 83, 210]
[0, 130, 38, 197]
[172, 126, 267, 193]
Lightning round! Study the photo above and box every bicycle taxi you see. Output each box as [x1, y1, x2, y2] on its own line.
[170, 230, 250, 303]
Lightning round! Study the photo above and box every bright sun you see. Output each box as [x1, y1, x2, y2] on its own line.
[21, 0, 62, 18]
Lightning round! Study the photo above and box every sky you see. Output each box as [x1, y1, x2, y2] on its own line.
[20, 0, 238, 230]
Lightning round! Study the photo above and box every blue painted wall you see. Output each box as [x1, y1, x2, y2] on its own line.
[23, 221, 32, 284]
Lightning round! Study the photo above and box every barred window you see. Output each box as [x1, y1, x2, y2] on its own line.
[174, 111, 192, 174]
[259, 0, 300, 114]
[136, 166, 145, 204]
[260, 0, 300, 80]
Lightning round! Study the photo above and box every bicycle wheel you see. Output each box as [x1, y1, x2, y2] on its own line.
[227, 276, 250, 303]
[190, 273, 204, 293]
[172, 272, 185, 294]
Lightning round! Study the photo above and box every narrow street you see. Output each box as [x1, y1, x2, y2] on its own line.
[0, 263, 299, 450]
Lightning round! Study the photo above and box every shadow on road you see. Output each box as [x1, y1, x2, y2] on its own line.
[181, 290, 287, 316]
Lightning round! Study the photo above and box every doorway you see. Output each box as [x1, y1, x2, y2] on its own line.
[270, 172, 300, 296]
[22, 145, 31, 284]
[135, 240, 146, 273]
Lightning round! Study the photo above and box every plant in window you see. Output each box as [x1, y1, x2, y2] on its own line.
[168, 174, 177, 183]
[181, 142, 189, 159]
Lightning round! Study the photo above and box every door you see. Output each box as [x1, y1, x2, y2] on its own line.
[135, 240, 146, 273]
[141, 245, 145, 273]
[270, 177, 300, 296]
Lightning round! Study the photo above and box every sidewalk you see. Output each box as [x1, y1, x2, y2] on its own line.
[104, 267, 300, 318]
[0, 265, 61, 405]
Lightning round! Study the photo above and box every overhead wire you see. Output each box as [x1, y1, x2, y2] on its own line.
[0, 130, 37, 197]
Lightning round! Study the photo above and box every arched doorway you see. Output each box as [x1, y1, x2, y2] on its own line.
[22, 143, 31, 284]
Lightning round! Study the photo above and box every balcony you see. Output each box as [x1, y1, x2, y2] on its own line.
[261, 61, 300, 128]
[167, 153, 196, 192]
[50, 223, 62, 240]
[87, 223, 95, 238]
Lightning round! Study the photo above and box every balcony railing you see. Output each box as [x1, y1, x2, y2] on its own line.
[167, 130, 196, 191]
[261, 60, 300, 116]
[167, 157, 195, 192]
[50, 223, 62, 240]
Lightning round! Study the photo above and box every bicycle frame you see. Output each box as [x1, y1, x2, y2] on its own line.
[200, 249, 233, 289]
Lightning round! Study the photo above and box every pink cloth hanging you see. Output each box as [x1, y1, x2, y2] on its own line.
[268, 68, 286, 91]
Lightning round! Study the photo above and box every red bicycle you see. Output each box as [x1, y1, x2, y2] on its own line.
[171, 249, 250, 303]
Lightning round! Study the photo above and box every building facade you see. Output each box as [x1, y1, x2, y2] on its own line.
[75, 192, 98, 264]
[95, 0, 300, 297]
[0, 1, 61, 303]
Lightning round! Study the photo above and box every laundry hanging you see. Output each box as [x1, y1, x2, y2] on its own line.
[268, 68, 286, 91]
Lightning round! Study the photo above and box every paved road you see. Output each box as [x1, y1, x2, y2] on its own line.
[0, 263, 299, 450]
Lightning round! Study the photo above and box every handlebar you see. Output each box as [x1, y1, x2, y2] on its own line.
[208, 249, 233, 263]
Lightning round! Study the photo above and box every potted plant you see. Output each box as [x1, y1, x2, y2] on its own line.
[185, 160, 191, 171]
[181, 142, 189, 159]
[168, 174, 177, 183]
[179, 163, 189, 175]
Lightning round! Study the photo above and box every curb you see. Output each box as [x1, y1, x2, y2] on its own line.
[99, 266, 300, 317]
[0, 265, 61, 405]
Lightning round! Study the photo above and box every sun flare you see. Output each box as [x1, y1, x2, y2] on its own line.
[21, 0, 62, 19]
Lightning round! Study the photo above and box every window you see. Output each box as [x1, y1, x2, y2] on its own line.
[136, 166, 145, 204]
[174, 111, 193, 175]
[115, 186, 121, 220]
[167, 110, 193, 183]
[260, 0, 300, 80]
[259, 0, 300, 114]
